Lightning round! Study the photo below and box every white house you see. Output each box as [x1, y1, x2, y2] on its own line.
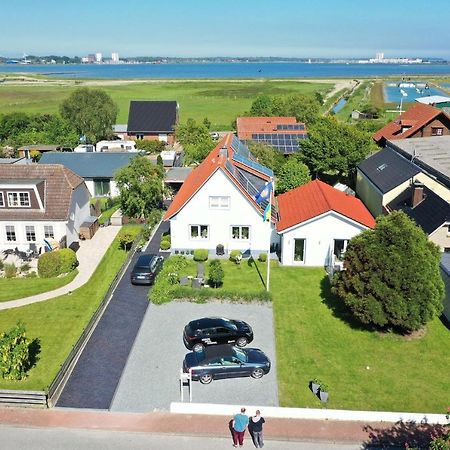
[0, 164, 91, 252]
[164, 135, 277, 256]
[277, 180, 375, 267]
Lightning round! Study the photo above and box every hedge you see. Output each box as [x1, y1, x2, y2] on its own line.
[37, 248, 78, 278]
[193, 249, 208, 262]
[59, 248, 78, 273]
[229, 250, 242, 264]
[258, 253, 267, 263]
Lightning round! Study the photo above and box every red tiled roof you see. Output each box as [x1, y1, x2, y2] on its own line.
[164, 134, 271, 220]
[237, 116, 306, 140]
[373, 103, 449, 143]
[277, 180, 375, 232]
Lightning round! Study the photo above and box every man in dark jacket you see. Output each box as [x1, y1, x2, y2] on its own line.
[249, 410, 265, 448]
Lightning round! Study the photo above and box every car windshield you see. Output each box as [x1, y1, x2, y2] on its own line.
[221, 318, 238, 331]
[232, 347, 247, 363]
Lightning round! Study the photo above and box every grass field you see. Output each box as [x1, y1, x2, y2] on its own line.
[272, 266, 449, 413]
[0, 224, 141, 391]
[0, 80, 333, 130]
[334, 81, 371, 121]
[0, 270, 77, 302]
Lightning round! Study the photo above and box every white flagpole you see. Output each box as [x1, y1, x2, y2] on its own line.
[266, 178, 273, 292]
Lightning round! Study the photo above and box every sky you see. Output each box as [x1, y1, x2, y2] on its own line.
[2, 0, 450, 59]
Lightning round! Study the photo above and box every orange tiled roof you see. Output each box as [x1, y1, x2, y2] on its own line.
[277, 179, 375, 232]
[237, 116, 306, 140]
[373, 103, 448, 143]
[164, 134, 271, 220]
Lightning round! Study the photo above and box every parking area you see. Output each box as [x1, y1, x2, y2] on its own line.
[110, 301, 278, 412]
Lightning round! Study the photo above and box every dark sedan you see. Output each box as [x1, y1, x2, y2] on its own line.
[183, 344, 271, 384]
[183, 317, 253, 352]
[130, 254, 163, 285]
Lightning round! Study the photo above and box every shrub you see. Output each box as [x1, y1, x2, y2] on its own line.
[172, 286, 272, 302]
[4, 263, 17, 278]
[38, 252, 61, 278]
[193, 249, 208, 262]
[58, 248, 78, 273]
[135, 139, 166, 154]
[147, 209, 163, 227]
[118, 230, 135, 250]
[229, 250, 242, 264]
[258, 253, 267, 263]
[208, 259, 224, 288]
[0, 322, 32, 380]
[20, 263, 31, 273]
[160, 240, 170, 250]
[25, 271, 37, 278]
[0, 260, 4, 270]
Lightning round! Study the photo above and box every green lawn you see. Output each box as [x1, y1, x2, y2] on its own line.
[0, 80, 333, 130]
[271, 266, 450, 413]
[0, 270, 78, 302]
[0, 224, 141, 391]
[334, 81, 371, 121]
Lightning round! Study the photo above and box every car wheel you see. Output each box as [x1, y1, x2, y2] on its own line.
[251, 368, 264, 379]
[236, 337, 248, 347]
[193, 343, 204, 352]
[199, 374, 213, 384]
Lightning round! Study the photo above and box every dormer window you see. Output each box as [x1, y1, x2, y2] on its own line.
[7, 192, 30, 207]
[377, 163, 388, 172]
[0, 192, 4, 207]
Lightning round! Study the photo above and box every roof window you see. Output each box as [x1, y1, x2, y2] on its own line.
[376, 163, 388, 172]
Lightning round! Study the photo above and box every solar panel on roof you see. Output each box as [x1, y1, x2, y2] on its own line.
[232, 152, 273, 177]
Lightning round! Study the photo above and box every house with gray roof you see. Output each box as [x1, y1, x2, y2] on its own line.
[0, 164, 90, 252]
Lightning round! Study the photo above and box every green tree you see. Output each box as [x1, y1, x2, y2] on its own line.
[208, 259, 224, 288]
[0, 112, 32, 141]
[248, 142, 284, 173]
[249, 95, 273, 116]
[332, 211, 444, 333]
[60, 88, 118, 143]
[276, 157, 311, 194]
[202, 117, 211, 130]
[115, 156, 164, 219]
[135, 139, 165, 154]
[300, 117, 377, 178]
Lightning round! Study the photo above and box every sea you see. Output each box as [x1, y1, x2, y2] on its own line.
[1, 62, 450, 79]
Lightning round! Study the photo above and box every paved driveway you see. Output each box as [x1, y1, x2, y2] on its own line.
[110, 301, 278, 412]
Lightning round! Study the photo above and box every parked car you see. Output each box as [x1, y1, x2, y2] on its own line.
[130, 254, 164, 285]
[183, 317, 253, 352]
[210, 132, 220, 139]
[183, 344, 271, 384]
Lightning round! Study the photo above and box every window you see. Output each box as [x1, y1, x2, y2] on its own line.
[136, 134, 144, 140]
[25, 225, 36, 242]
[7, 192, 30, 207]
[333, 239, 348, 261]
[432, 127, 444, 136]
[209, 196, 230, 209]
[293, 238, 306, 263]
[94, 179, 111, 197]
[231, 226, 250, 240]
[44, 225, 54, 239]
[5, 225, 16, 241]
[190, 225, 209, 239]
[0, 192, 4, 207]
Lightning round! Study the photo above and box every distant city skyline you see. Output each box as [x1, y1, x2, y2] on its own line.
[1, 0, 450, 59]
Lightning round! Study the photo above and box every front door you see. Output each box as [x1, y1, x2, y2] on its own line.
[293, 238, 306, 264]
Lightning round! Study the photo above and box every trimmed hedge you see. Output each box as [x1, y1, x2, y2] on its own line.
[37, 248, 79, 278]
[193, 249, 208, 262]
[172, 286, 272, 302]
[229, 250, 242, 264]
[258, 253, 267, 263]
[59, 248, 78, 273]
[160, 240, 170, 250]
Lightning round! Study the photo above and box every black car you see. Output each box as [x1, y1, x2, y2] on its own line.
[183, 344, 271, 384]
[130, 254, 163, 285]
[183, 317, 253, 352]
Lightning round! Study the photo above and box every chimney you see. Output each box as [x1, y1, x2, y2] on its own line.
[411, 181, 424, 208]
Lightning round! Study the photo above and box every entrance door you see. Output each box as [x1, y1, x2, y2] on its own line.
[293, 238, 305, 263]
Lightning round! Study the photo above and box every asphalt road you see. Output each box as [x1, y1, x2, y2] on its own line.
[56, 222, 169, 409]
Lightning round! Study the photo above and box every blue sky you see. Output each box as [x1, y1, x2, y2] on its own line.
[2, 0, 450, 58]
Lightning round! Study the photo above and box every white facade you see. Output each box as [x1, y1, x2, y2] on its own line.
[170, 169, 276, 256]
[279, 211, 369, 267]
[84, 179, 120, 198]
[95, 140, 137, 152]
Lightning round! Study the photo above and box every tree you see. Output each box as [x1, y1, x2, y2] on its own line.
[276, 157, 311, 194]
[135, 139, 165, 154]
[249, 95, 273, 116]
[114, 156, 164, 219]
[208, 259, 224, 288]
[202, 117, 211, 130]
[332, 211, 444, 333]
[60, 88, 118, 143]
[300, 117, 377, 179]
[248, 142, 284, 173]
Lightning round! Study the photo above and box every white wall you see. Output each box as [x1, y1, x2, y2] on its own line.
[66, 183, 91, 247]
[84, 178, 119, 198]
[170, 169, 276, 255]
[280, 212, 368, 266]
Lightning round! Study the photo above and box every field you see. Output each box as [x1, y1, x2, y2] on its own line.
[0, 80, 333, 130]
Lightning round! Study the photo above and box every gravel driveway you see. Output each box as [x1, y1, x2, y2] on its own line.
[110, 301, 278, 412]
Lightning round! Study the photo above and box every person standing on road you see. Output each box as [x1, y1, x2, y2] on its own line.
[249, 410, 265, 448]
[232, 407, 249, 447]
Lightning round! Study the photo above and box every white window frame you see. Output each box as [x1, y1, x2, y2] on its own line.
[209, 196, 230, 209]
[293, 238, 306, 264]
[25, 225, 36, 242]
[44, 225, 55, 239]
[0, 192, 4, 207]
[432, 127, 444, 136]
[7, 191, 31, 207]
[231, 225, 250, 240]
[5, 225, 16, 242]
[190, 224, 209, 240]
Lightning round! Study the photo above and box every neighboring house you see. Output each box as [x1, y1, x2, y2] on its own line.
[164, 134, 277, 257]
[112, 124, 128, 140]
[373, 103, 450, 146]
[236, 116, 307, 155]
[439, 253, 450, 322]
[415, 95, 450, 109]
[95, 140, 137, 152]
[277, 180, 375, 267]
[0, 157, 30, 165]
[126, 100, 178, 144]
[164, 167, 193, 197]
[39, 152, 138, 198]
[17, 144, 69, 159]
[0, 164, 90, 252]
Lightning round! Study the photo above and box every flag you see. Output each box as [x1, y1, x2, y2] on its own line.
[255, 181, 273, 204]
[263, 202, 271, 222]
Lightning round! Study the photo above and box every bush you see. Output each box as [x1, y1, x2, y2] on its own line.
[193, 249, 208, 262]
[135, 140, 165, 154]
[172, 286, 272, 302]
[4, 263, 17, 278]
[20, 263, 31, 273]
[229, 250, 242, 264]
[147, 209, 163, 228]
[208, 259, 224, 288]
[160, 240, 170, 250]
[0, 322, 32, 381]
[258, 253, 267, 263]
[0, 260, 4, 270]
[38, 252, 61, 278]
[118, 230, 135, 250]
[25, 271, 37, 278]
[58, 248, 78, 273]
